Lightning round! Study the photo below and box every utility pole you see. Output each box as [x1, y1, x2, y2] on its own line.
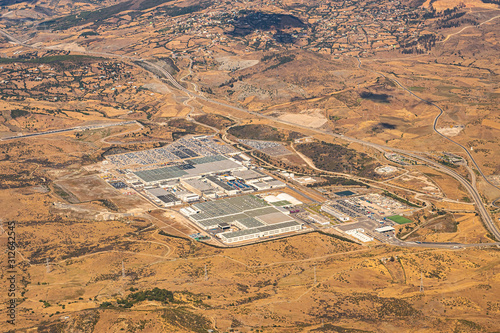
[46, 258, 50, 273]
[122, 261, 125, 278]
[204, 264, 208, 281]
[420, 272, 424, 293]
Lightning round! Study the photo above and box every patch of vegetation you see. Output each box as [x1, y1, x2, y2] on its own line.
[235, 292, 270, 305]
[193, 114, 235, 130]
[129, 288, 173, 304]
[456, 319, 482, 331]
[99, 301, 113, 308]
[425, 213, 458, 233]
[306, 177, 368, 188]
[157, 4, 209, 17]
[229, 11, 306, 37]
[481, 0, 500, 4]
[333, 91, 361, 108]
[168, 118, 210, 134]
[273, 31, 295, 44]
[161, 307, 212, 333]
[461, 196, 471, 203]
[329, 115, 342, 121]
[360, 91, 390, 103]
[40, 1, 134, 30]
[372, 122, 397, 133]
[387, 215, 412, 224]
[409, 86, 425, 92]
[101, 146, 132, 157]
[312, 323, 372, 332]
[111, 288, 175, 308]
[40, 300, 51, 307]
[264, 54, 296, 71]
[79, 31, 99, 38]
[53, 187, 69, 199]
[296, 141, 380, 177]
[229, 124, 303, 141]
[10, 109, 30, 119]
[312, 293, 422, 321]
[97, 199, 119, 212]
[318, 231, 359, 244]
[382, 191, 420, 207]
[138, 0, 174, 10]
[437, 159, 458, 168]
[0, 54, 97, 64]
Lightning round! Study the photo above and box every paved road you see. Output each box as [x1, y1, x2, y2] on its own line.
[286, 184, 320, 204]
[0, 121, 137, 141]
[354, 58, 500, 240]
[357, 57, 500, 195]
[391, 75, 499, 192]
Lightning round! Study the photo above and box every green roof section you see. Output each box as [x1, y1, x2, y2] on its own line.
[271, 200, 291, 206]
[386, 215, 412, 224]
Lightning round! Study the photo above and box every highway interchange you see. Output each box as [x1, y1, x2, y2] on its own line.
[1, 28, 499, 247]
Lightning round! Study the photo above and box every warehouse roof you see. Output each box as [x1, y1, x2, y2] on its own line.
[147, 187, 171, 197]
[190, 195, 268, 221]
[237, 217, 265, 229]
[375, 226, 395, 233]
[221, 221, 302, 240]
[133, 155, 242, 183]
[257, 212, 294, 225]
[232, 169, 265, 180]
[182, 178, 214, 192]
[158, 194, 180, 203]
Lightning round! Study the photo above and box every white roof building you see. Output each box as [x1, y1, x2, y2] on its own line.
[375, 226, 395, 233]
[276, 193, 302, 205]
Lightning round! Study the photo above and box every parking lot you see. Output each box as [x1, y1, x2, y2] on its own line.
[106, 135, 238, 166]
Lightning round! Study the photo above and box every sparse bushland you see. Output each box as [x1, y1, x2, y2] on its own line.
[228, 124, 304, 142]
[193, 114, 235, 129]
[296, 141, 380, 178]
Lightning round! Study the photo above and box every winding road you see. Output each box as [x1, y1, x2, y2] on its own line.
[438, 12, 500, 43]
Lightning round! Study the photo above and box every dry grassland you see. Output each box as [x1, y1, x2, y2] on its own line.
[1, 226, 499, 332]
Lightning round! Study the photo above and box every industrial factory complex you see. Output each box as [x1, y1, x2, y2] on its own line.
[102, 135, 416, 245]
